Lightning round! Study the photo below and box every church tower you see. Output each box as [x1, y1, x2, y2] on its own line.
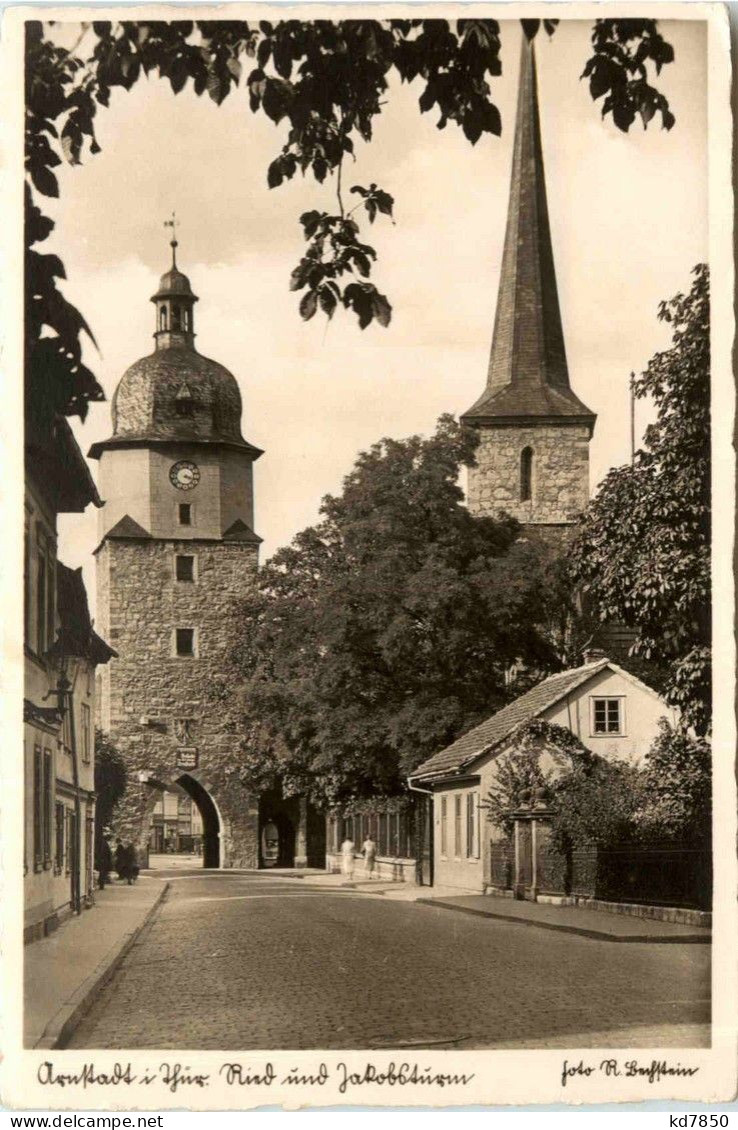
[462, 34, 596, 533]
[89, 230, 265, 868]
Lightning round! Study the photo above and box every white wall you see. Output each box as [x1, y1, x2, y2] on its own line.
[432, 782, 485, 892]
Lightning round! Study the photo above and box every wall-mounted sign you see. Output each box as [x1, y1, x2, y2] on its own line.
[176, 747, 198, 770]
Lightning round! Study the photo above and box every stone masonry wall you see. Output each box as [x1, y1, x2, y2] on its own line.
[466, 423, 591, 525]
[96, 536, 260, 866]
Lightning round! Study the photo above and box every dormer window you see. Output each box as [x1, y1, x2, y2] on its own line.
[175, 383, 195, 418]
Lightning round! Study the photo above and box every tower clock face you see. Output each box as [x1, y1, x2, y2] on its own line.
[170, 460, 201, 491]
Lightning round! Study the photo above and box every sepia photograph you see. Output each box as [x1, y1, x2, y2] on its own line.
[3, 0, 735, 1110]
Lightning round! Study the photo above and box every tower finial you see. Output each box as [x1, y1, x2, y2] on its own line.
[164, 211, 179, 268]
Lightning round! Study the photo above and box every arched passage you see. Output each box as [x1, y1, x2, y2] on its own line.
[176, 773, 222, 868]
[258, 791, 298, 868]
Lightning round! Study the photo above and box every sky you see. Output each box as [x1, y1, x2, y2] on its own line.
[49, 17, 708, 611]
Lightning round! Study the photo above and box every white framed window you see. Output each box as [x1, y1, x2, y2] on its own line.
[591, 696, 625, 735]
[42, 748, 52, 868]
[466, 792, 480, 859]
[55, 801, 65, 874]
[454, 793, 462, 858]
[440, 796, 448, 858]
[33, 746, 43, 871]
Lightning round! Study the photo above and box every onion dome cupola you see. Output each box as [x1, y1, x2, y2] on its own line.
[88, 225, 262, 459]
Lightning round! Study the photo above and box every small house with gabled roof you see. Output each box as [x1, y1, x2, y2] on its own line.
[409, 656, 674, 893]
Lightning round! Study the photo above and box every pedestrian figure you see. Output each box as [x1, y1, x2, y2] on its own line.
[340, 836, 355, 881]
[114, 839, 126, 880]
[123, 842, 139, 884]
[362, 834, 377, 879]
[96, 832, 113, 889]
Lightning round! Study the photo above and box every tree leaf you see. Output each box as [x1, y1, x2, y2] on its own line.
[267, 157, 283, 188]
[29, 164, 59, 198]
[299, 289, 318, 321]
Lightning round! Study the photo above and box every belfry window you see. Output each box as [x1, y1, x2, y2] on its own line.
[159, 307, 168, 331]
[171, 306, 182, 331]
[520, 446, 534, 502]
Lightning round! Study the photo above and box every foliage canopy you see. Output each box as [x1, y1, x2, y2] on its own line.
[94, 729, 128, 833]
[25, 17, 675, 421]
[570, 265, 710, 735]
[226, 415, 568, 807]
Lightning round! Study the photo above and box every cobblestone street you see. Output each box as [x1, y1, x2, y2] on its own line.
[68, 871, 710, 1050]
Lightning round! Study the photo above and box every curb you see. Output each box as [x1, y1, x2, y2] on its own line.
[35, 881, 171, 1050]
[416, 898, 712, 944]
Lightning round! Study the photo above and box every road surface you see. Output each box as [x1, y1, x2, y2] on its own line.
[68, 870, 710, 1049]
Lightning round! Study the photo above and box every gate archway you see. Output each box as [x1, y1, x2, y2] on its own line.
[176, 773, 222, 868]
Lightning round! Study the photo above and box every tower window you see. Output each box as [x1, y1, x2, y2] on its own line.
[520, 446, 534, 502]
[175, 555, 195, 582]
[159, 307, 168, 331]
[171, 306, 182, 331]
[175, 628, 195, 657]
[178, 503, 192, 526]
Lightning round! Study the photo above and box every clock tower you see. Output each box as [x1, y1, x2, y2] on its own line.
[89, 237, 268, 868]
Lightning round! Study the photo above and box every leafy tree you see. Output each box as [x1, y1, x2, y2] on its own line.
[549, 757, 643, 853]
[636, 719, 711, 843]
[94, 728, 128, 832]
[226, 415, 568, 807]
[570, 265, 710, 735]
[25, 17, 676, 420]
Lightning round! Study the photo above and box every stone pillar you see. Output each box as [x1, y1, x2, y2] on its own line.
[531, 818, 538, 901]
[294, 796, 308, 868]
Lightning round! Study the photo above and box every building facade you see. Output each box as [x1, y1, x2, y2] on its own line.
[90, 239, 323, 869]
[149, 788, 203, 855]
[24, 416, 114, 942]
[410, 658, 676, 894]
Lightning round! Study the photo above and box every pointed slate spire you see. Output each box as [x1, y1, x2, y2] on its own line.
[463, 33, 595, 429]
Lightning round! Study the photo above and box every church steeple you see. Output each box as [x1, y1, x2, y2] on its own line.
[463, 33, 595, 429]
[462, 33, 595, 530]
[152, 215, 198, 351]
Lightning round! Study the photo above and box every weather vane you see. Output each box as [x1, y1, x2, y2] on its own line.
[164, 211, 179, 267]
